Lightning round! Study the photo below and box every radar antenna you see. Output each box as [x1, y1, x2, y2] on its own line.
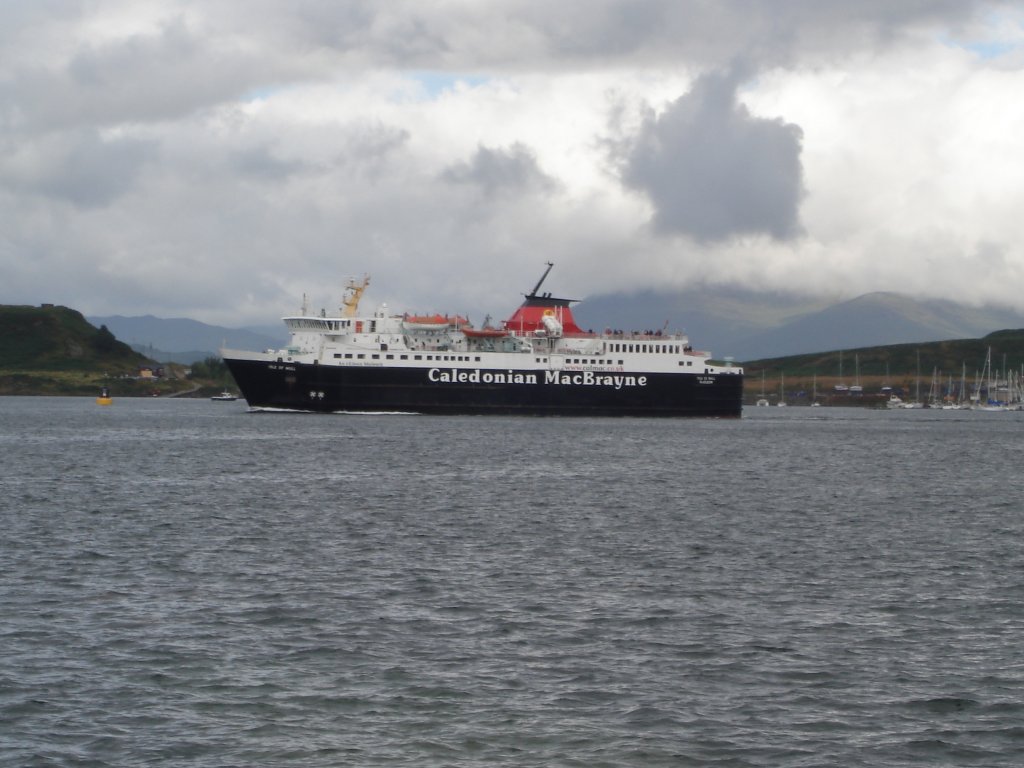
[341, 275, 370, 318]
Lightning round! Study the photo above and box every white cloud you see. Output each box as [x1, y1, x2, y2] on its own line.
[1, 0, 1023, 327]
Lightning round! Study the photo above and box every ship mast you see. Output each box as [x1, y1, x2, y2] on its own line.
[527, 261, 555, 298]
[340, 275, 370, 318]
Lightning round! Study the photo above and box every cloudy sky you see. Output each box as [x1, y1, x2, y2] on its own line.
[3, 1, 1024, 326]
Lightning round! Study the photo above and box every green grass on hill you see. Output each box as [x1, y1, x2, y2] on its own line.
[0, 304, 238, 396]
[743, 329, 1024, 383]
[0, 304, 149, 372]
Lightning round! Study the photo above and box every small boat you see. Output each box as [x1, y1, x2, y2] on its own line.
[403, 313, 470, 331]
[211, 389, 238, 401]
[403, 314, 450, 330]
[96, 386, 112, 406]
[462, 327, 509, 339]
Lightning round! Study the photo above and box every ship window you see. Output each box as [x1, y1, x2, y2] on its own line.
[386, 354, 394, 360]
[333, 353, 341, 358]
[414, 355, 422, 360]
[372, 354, 380, 360]
[344, 353, 353, 359]
[357, 354, 365, 359]
[474, 356, 480, 362]
[400, 355, 408, 360]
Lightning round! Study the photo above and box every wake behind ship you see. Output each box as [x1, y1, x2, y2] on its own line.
[221, 263, 743, 416]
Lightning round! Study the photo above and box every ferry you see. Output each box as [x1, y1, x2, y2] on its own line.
[221, 263, 743, 417]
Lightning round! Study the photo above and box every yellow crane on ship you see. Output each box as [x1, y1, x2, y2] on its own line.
[341, 275, 370, 318]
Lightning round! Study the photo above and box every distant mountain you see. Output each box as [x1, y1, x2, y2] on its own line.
[88, 290, 1024, 365]
[87, 315, 286, 364]
[574, 288, 1024, 360]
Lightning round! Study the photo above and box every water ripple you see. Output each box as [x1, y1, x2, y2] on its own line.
[2, 399, 1024, 765]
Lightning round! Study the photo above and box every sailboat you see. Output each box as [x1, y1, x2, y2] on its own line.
[849, 354, 863, 394]
[834, 351, 849, 393]
[811, 373, 821, 406]
[975, 347, 1007, 411]
[777, 372, 787, 407]
[756, 371, 769, 407]
[902, 350, 924, 408]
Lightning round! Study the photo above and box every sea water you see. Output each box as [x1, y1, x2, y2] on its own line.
[1, 397, 1022, 767]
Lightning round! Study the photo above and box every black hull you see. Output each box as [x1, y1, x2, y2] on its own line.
[224, 358, 743, 417]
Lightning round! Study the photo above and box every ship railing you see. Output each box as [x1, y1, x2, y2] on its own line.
[598, 330, 689, 340]
[502, 330, 689, 341]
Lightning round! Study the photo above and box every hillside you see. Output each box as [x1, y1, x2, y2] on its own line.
[742, 329, 1024, 404]
[0, 304, 149, 371]
[0, 304, 231, 396]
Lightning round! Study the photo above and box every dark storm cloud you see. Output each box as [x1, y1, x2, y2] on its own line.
[2, 131, 156, 208]
[619, 67, 805, 242]
[0, 16, 281, 133]
[234, 0, 1000, 71]
[442, 143, 556, 197]
[528, 0, 995, 67]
